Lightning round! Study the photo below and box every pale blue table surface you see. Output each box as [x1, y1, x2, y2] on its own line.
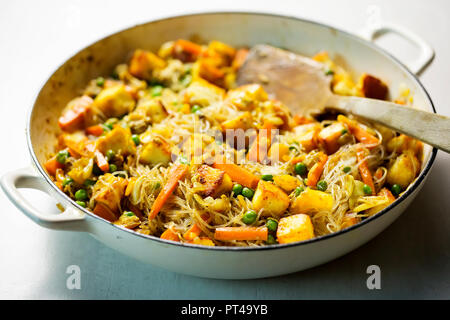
[0, 0, 449, 299]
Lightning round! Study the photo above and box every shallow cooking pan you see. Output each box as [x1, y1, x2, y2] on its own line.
[1, 12, 436, 279]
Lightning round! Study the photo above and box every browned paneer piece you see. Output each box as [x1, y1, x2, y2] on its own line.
[93, 173, 128, 213]
[129, 49, 167, 80]
[386, 150, 420, 189]
[359, 73, 388, 100]
[139, 137, 172, 166]
[93, 85, 136, 118]
[252, 180, 290, 216]
[225, 84, 268, 110]
[318, 122, 347, 154]
[58, 95, 94, 132]
[193, 165, 233, 198]
[277, 214, 315, 244]
[95, 125, 136, 156]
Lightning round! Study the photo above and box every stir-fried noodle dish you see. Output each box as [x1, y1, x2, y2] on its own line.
[46, 40, 423, 246]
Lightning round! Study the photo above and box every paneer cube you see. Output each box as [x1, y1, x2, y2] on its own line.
[184, 78, 225, 107]
[273, 175, 301, 193]
[129, 49, 167, 80]
[96, 126, 136, 156]
[386, 134, 422, 156]
[386, 151, 420, 189]
[297, 129, 318, 152]
[193, 165, 233, 198]
[277, 214, 315, 244]
[268, 142, 290, 162]
[93, 173, 128, 213]
[221, 112, 253, 131]
[252, 180, 290, 216]
[58, 96, 94, 132]
[94, 85, 136, 118]
[318, 122, 346, 154]
[139, 137, 172, 166]
[114, 212, 141, 229]
[134, 97, 168, 123]
[225, 84, 268, 110]
[290, 188, 334, 215]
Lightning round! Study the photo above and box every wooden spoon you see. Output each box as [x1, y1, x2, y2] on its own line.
[237, 44, 450, 153]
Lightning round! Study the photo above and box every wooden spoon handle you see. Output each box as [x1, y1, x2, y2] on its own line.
[329, 95, 450, 153]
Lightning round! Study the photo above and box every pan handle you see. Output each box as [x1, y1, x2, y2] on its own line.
[1, 167, 88, 231]
[360, 22, 434, 75]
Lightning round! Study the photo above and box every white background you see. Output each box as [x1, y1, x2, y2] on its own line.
[0, 0, 449, 299]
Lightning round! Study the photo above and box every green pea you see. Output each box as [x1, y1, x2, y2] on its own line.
[109, 164, 118, 173]
[56, 150, 70, 164]
[261, 174, 273, 181]
[111, 71, 119, 79]
[151, 85, 163, 97]
[190, 105, 202, 114]
[75, 189, 88, 201]
[363, 184, 372, 195]
[131, 134, 140, 146]
[180, 74, 192, 86]
[317, 180, 328, 192]
[266, 234, 277, 245]
[325, 69, 334, 76]
[106, 149, 115, 161]
[303, 178, 308, 185]
[289, 145, 298, 151]
[124, 211, 134, 217]
[62, 177, 73, 187]
[84, 179, 96, 187]
[154, 181, 161, 190]
[294, 162, 307, 175]
[341, 129, 348, 135]
[76, 201, 86, 208]
[232, 184, 243, 195]
[391, 184, 402, 197]
[96, 77, 105, 86]
[294, 186, 304, 197]
[343, 166, 351, 173]
[242, 187, 254, 199]
[266, 218, 278, 232]
[242, 210, 257, 225]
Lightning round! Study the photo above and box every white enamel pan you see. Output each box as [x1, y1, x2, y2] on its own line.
[0, 12, 437, 279]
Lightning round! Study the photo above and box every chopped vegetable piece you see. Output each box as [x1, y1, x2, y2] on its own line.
[183, 214, 210, 241]
[44, 158, 64, 176]
[363, 184, 372, 195]
[252, 180, 290, 216]
[160, 228, 180, 242]
[75, 189, 88, 201]
[232, 184, 243, 195]
[294, 162, 307, 175]
[94, 150, 109, 173]
[149, 163, 189, 219]
[151, 85, 163, 97]
[266, 218, 278, 232]
[190, 104, 202, 113]
[86, 125, 104, 136]
[317, 180, 328, 192]
[261, 174, 273, 181]
[391, 184, 402, 197]
[96, 77, 105, 86]
[106, 149, 115, 161]
[56, 150, 70, 164]
[242, 210, 257, 225]
[306, 152, 328, 187]
[343, 166, 351, 173]
[266, 234, 277, 244]
[356, 148, 375, 195]
[58, 96, 93, 132]
[62, 177, 73, 187]
[93, 203, 117, 222]
[294, 186, 304, 196]
[212, 159, 260, 189]
[109, 164, 118, 173]
[76, 201, 86, 208]
[338, 115, 379, 148]
[290, 188, 333, 215]
[214, 226, 268, 241]
[131, 134, 140, 146]
[241, 187, 254, 199]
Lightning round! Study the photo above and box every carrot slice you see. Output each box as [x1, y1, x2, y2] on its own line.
[306, 152, 328, 187]
[232, 48, 249, 70]
[58, 96, 93, 132]
[337, 115, 379, 148]
[149, 163, 189, 219]
[378, 187, 395, 202]
[356, 148, 375, 195]
[86, 125, 104, 136]
[212, 159, 260, 189]
[94, 150, 109, 172]
[214, 226, 268, 241]
[44, 158, 64, 176]
[93, 203, 116, 222]
[183, 214, 210, 241]
[160, 228, 180, 242]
